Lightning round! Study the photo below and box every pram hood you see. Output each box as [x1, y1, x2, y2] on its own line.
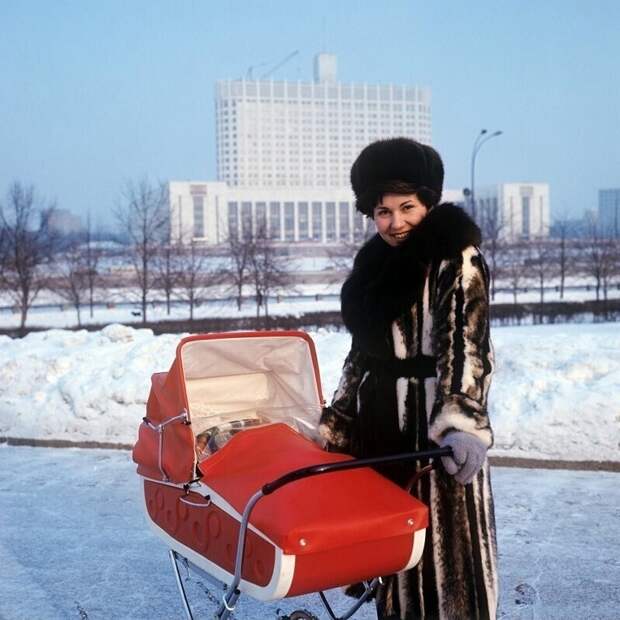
[133, 331, 325, 483]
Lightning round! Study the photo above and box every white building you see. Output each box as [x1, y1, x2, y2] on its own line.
[48, 208, 83, 235]
[598, 188, 620, 236]
[171, 53, 433, 247]
[169, 181, 373, 246]
[215, 53, 432, 189]
[475, 183, 550, 241]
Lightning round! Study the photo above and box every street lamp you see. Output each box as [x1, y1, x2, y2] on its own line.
[470, 129, 502, 222]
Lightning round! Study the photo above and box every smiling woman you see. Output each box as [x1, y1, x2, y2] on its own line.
[319, 137, 498, 620]
[373, 194, 429, 246]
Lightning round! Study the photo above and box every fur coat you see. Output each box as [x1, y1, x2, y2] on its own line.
[319, 204, 498, 620]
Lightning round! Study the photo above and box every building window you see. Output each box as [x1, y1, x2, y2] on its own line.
[269, 201, 281, 240]
[521, 196, 530, 238]
[311, 202, 322, 241]
[256, 202, 267, 235]
[228, 202, 238, 240]
[353, 210, 365, 241]
[339, 202, 350, 241]
[192, 195, 205, 238]
[241, 201, 252, 240]
[298, 202, 309, 240]
[325, 202, 336, 242]
[284, 202, 295, 242]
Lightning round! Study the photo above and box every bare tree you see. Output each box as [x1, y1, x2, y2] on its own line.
[153, 217, 180, 316]
[554, 218, 569, 300]
[582, 216, 617, 304]
[248, 224, 291, 323]
[529, 236, 554, 322]
[480, 198, 504, 301]
[500, 241, 529, 305]
[115, 179, 169, 324]
[55, 242, 91, 326]
[82, 213, 101, 319]
[0, 182, 56, 332]
[223, 232, 252, 310]
[176, 240, 209, 321]
[326, 226, 375, 285]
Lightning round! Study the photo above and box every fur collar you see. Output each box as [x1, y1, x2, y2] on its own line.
[341, 203, 481, 358]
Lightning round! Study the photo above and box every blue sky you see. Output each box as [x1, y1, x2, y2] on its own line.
[1, 0, 619, 229]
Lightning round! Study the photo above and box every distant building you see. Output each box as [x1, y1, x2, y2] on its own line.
[598, 188, 620, 236]
[172, 53, 434, 246]
[169, 181, 373, 247]
[169, 183, 477, 248]
[48, 208, 82, 235]
[441, 189, 467, 208]
[548, 217, 589, 239]
[215, 53, 432, 189]
[475, 183, 550, 241]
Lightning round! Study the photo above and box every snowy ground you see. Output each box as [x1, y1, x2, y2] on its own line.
[1, 323, 618, 462]
[0, 322, 618, 618]
[0, 445, 617, 620]
[0, 277, 618, 330]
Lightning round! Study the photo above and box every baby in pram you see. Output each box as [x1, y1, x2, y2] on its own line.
[194, 416, 270, 463]
[194, 431, 212, 462]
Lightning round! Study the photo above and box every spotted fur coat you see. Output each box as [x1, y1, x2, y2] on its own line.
[319, 204, 498, 620]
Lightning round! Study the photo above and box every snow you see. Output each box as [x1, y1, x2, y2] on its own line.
[0, 289, 343, 330]
[1, 323, 619, 462]
[0, 445, 617, 619]
[0, 277, 617, 330]
[0, 322, 618, 618]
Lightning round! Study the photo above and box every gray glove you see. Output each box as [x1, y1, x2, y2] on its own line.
[440, 432, 487, 485]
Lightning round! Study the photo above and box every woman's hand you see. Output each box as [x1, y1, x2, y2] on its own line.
[318, 406, 352, 452]
[439, 431, 488, 484]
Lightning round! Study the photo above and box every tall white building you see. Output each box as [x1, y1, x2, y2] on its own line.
[215, 53, 432, 189]
[171, 53, 432, 246]
[476, 183, 550, 241]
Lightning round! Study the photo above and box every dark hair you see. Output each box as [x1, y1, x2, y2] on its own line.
[357, 180, 440, 217]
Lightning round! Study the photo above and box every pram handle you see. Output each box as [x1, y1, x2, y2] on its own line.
[261, 447, 453, 495]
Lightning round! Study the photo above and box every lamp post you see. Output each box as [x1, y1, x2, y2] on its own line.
[470, 129, 502, 223]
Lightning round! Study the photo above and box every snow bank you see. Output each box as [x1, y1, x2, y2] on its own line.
[0, 323, 618, 461]
[0, 325, 183, 444]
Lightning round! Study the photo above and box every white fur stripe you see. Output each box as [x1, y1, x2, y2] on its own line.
[392, 322, 408, 431]
[392, 321, 407, 359]
[424, 377, 436, 424]
[430, 470, 447, 617]
[356, 370, 370, 414]
[481, 464, 498, 616]
[421, 273, 433, 355]
[459, 246, 484, 399]
[396, 378, 408, 431]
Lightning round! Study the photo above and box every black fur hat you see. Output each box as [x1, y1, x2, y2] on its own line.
[350, 137, 444, 215]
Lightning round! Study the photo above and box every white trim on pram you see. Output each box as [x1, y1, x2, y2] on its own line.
[404, 528, 426, 571]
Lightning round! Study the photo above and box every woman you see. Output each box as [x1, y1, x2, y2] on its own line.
[319, 138, 498, 619]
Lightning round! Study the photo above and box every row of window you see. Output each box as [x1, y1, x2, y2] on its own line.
[218, 113, 426, 126]
[219, 104, 427, 115]
[217, 82, 427, 102]
[219, 129, 422, 146]
[224, 178, 348, 187]
[227, 200, 372, 242]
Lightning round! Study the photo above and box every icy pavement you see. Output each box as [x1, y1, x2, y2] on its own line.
[0, 446, 618, 620]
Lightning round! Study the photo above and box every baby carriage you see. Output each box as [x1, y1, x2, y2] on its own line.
[132, 331, 450, 619]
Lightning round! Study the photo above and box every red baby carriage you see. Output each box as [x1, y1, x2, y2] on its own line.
[132, 331, 449, 619]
